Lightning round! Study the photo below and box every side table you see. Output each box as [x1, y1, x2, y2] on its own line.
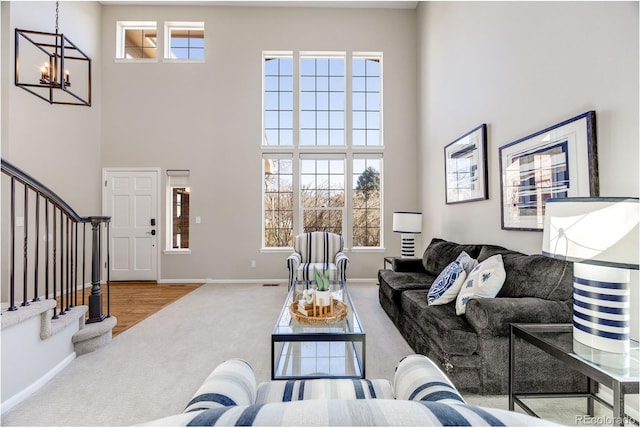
[383, 256, 399, 270]
[509, 323, 639, 426]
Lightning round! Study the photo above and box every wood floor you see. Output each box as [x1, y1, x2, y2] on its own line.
[100, 282, 202, 337]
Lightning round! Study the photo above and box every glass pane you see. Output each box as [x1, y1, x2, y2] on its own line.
[171, 48, 189, 59]
[264, 92, 279, 110]
[124, 29, 143, 48]
[190, 48, 204, 60]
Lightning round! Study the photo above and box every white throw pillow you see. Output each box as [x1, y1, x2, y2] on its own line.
[455, 254, 506, 315]
[428, 261, 467, 305]
[456, 251, 478, 275]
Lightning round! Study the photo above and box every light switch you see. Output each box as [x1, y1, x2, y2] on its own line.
[195, 216, 201, 224]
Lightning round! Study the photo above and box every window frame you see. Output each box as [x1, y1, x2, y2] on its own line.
[115, 21, 158, 62]
[163, 21, 205, 63]
[165, 170, 191, 254]
[261, 51, 385, 251]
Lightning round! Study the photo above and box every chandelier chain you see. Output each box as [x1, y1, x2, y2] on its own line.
[55, 1, 59, 34]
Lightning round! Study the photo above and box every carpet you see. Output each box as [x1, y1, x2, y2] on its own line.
[1, 282, 619, 426]
[1, 282, 413, 426]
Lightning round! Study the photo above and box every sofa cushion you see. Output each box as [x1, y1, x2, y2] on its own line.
[255, 379, 394, 403]
[477, 245, 573, 301]
[422, 238, 483, 276]
[378, 269, 434, 306]
[456, 255, 506, 315]
[401, 290, 478, 356]
[427, 261, 466, 305]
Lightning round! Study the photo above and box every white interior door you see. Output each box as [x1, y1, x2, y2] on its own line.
[104, 169, 159, 281]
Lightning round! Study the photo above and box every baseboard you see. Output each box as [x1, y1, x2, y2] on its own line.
[1, 352, 76, 415]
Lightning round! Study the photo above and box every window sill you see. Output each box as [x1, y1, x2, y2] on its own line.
[114, 58, 158, 63]
[162, 59, 205, 64]
[164, 249, 192, 255]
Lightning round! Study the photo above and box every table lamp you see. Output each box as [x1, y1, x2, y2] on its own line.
[542, 197, 639, 353]
[393, 211, 422, 257]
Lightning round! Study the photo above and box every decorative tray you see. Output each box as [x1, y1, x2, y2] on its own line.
[289, 300, 348, 326]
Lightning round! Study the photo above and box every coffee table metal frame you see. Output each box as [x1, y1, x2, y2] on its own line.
[271, 280, 366, 380]
[509, 323, 639, 426]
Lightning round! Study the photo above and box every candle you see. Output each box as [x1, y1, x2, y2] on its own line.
[65, 69, 70, 86]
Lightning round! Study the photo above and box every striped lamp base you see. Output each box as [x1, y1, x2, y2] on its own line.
[400, 233, 416, 258]
[573, 263, 630, 354]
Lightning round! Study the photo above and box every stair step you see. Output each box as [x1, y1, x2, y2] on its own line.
[72, 316, 118, 355]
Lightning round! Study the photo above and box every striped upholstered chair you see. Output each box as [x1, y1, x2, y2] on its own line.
[286, 231, 350, 289]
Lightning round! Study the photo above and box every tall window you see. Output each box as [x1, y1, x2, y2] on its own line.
[262, 52, 383, 249]
[352, 57, 381, 146]
[300, 56, 345, 146]
[166, 170, 190, 250]
[301, 157, 345, 234]
[165, 22, 205, 60]
[264, 157, 293, 247]
[264, 56, 293, 146]
[352, 157, 381, 247]
[117, 22, 157, 59]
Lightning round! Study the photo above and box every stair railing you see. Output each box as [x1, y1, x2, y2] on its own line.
[1, 159, 110, 322]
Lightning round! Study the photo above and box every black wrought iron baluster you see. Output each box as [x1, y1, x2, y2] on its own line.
[65, 216, 71, 311]
[59, 208, 65, 316]
[9, 177, 17, 311]
[106, 220, 111, 318]
[82, 222, 86, 306]
[45, 200, 50, 301]
[33, 192, 41, 302]
[22, 186, 29, 307]
[52, 206, 58, 319]
[73, 222, 78, 307]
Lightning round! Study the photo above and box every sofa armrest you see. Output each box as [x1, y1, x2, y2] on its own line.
[183, 359, 257, 413]
[465, 297, 572, 337]
[394, 354, 466, 404]
[392, 258, 426, 273]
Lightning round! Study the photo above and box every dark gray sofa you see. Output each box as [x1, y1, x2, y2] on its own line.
[378, 237, 588, 395]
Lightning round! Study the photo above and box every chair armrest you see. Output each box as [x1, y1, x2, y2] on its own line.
[287, 253, 301, 288]
[334, 251, 349, 281]
[465, 297, 572, 337]
[183, 359, 257, 412]
[394, 354, 466, 404]
[392, 258, 425, 273]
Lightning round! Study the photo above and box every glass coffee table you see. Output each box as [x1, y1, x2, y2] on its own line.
[271, 280, 366, 380]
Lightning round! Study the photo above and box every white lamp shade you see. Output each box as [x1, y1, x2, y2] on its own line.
[542, 197, 639, 270]
[393, 212, 422, 234]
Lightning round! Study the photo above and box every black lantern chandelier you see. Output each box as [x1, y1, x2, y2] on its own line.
[15, 2, 91, 106]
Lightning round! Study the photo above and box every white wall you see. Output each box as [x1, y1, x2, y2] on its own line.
[417, 1, 639, 339]
[1, 1, 102, 301]
[100, 5, 418, 281]
[1, 1, 102, 214]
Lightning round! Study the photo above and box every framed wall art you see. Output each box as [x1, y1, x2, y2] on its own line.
[444, 124, 488, 204]
[499, 111, 598, 231]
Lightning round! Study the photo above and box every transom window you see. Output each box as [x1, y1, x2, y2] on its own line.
[117, 22, 157, 59]
[165, 22, 205, 61]
[262, 52, 383, 249]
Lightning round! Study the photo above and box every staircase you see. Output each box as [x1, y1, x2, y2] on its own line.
[1, 159, 116, 413]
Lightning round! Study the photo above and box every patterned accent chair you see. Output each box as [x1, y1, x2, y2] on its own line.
[141, 355, 554, 426]
[287, 231, 350, 289]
